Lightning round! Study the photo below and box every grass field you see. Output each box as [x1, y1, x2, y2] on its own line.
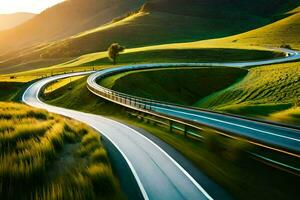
[0, 48, 283, 75]
[97, 63, 300, 125]
[99, 67, 248, 105]
[0, 0, 298, 72]
[269, 107, 300, 124]
[196, 61, 300, 124]
[0, 1, 299, 199]
[0, 102, 123, 200]
[201, 6, 300, 50]
[82, 48, 283, 67]
[43, 76, 299, 200]
[0, 82, 26, 101]
[44, 76, 84, 94]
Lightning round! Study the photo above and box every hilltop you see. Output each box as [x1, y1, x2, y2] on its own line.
[0, 0, 144, 53]
[0, 0, 299, 73]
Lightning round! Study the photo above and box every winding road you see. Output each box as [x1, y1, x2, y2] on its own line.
[22, 72, 216, 200]
[22, 48, 300, 199]
[87, 48, 300, 154]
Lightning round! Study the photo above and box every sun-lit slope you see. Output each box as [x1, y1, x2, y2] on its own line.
[0, 48, 281, 76]
[269, 107, 300, 125]
[46, 74, 300, 200]
[0, 13, 34, 31]
[0, 0, 144, 53]
[0, 0, 298, 72]
[195, 6, 300, 50]
[196, 61, 300, 118]
[31, 0, 299, 59]
[0, 102, 123, 199]
[44, 76, 84, 94]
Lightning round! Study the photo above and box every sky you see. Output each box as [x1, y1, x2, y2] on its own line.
[0, 0, 64, 14]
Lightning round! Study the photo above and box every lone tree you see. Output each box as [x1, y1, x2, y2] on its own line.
[108, 43, 125, 65]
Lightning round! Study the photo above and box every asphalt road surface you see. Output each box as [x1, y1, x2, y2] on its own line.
[23, 48, 300, 199]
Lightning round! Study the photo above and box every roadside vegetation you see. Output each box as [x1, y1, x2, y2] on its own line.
[1, 0, 297, 71]
[97, 63, 300, 126]
[0, 48, 283, 75]
[43, 76, 299, 200]
[196, 61, 300, 125]
[82, 48, 283, 67]
[0, 82, 26, 101]
[44, 76, 84, 95]
[0, 102, 123, 200]
[0, 0, 299, 199]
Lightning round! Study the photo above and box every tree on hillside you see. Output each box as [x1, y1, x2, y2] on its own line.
[108, 43, 125, 65]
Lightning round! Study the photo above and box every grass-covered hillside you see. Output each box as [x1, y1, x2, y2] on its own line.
[0, 0, 143, 53]
[95, 61, 299, 125]
[197, 6, 300, 50]
[44, 76, 300, 200]
[38, 0, 299, 58]
[0, 82, 27, 101]
[99, 67, 247, 105]
[0, 102, 123, 200]
[0, 47, 283, 74]
[196, 61, 300, 124]
[0, 0, 298, 72]
[82, 48, 283, 67]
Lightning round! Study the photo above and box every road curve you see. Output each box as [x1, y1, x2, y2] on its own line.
[22, 48, 300, 199]
[87, 48, 300, 154]
[22, 72, 215, 200]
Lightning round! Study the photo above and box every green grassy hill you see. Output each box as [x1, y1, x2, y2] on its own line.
[0, 102, 123, 199]
[82, 48, 283, 67]
[196, 61, 300, 124]
[44, 76, 299, 200]
[197, 6, 300, 50]
[0, 82, 26, 101]
[93, 61, 300, 125]
[0, 0, 298, 72]
[99, 67, 247, 105]
[26, 0, 299, 58]
[0, 0, 143, 53]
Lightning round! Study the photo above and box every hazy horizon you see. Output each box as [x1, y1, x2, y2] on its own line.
[0, 0, 64, 14]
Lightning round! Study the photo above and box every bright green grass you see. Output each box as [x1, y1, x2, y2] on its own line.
[83, 48, 283, 66]
[44, 76, 299, 200]
[97, 62, 300, 125]
[99, 67, 248, 105]
[1, 0, 298, 72]
[44, 76, 84, 94]
[206, 6, 300, 50]
[196, 61, 300, 123]
[0, 102, 123, 200]
[0, 48, 283, 75]
[24, 0, 300, 60]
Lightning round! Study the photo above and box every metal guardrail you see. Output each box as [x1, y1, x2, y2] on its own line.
[87, 82, 205, 139]
[86, 66, 300, 175]
[87, 63, 300, 158]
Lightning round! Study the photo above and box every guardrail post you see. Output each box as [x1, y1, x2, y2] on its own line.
[184, 125, 187, 137]
[169, 121, 173, 133]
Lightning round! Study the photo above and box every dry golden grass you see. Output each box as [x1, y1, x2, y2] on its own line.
[0, 102, 122, 200]
[269, 107, 300, 125]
